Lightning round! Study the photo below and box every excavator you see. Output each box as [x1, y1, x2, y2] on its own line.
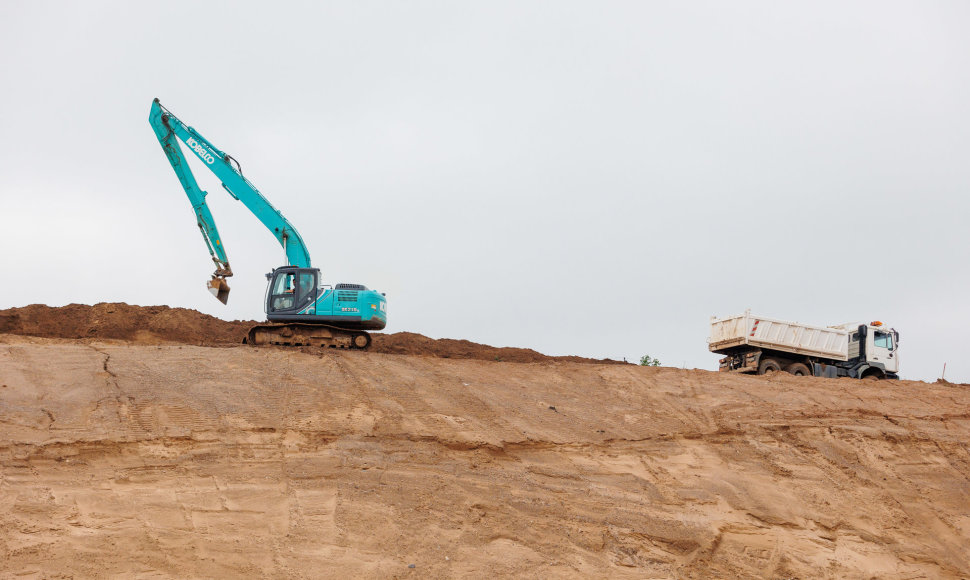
[148, 98, 386, 349]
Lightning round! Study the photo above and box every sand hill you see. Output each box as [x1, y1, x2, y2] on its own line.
[1, 305, 968, 578]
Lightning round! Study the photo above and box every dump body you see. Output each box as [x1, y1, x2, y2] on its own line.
[709, 312, 849, 361]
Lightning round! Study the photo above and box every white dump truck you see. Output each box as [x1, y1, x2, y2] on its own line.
[709, 311, 900, 379]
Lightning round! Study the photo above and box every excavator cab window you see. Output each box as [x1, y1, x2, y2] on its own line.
[270, 272, 297, 311]
[298, 272, 315, 297]
[268, 269, 317, 313]
[296, 271, 317, 308]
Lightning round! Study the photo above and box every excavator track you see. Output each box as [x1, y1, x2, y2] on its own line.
[245, 323, 371, 350]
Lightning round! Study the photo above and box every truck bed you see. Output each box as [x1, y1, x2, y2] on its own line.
[709, 311, 849, 361]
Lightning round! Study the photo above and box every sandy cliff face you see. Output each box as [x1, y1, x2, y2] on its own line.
[1, 309, 968, 578]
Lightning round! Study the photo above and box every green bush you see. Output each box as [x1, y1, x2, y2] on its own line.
[639, 355, 661, 367]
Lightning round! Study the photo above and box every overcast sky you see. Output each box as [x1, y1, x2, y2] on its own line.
[1, 1, 968, 382]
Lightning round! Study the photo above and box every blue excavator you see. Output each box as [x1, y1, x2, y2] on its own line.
[148, 98, 386, 349]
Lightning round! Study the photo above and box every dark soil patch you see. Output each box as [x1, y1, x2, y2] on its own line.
[0, 303, 623, 365]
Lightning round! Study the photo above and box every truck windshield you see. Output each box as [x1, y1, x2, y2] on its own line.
[874, 331, 893, 350]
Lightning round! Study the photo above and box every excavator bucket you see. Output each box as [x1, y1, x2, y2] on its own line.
[207, 277, 231, 305]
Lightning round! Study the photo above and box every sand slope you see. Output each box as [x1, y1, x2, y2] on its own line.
[1, 331, 968, 578]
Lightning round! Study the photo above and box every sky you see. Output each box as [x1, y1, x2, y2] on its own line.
[1, 1, 968, 382]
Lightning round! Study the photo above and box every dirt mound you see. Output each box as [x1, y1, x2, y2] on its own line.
[0, 303, 254, 345]
[370, 331, 621, 364]
[0, 303, 621, 364]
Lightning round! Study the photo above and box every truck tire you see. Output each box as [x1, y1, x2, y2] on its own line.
[758, 358, 782, 375]
[785, 362, 811, 376]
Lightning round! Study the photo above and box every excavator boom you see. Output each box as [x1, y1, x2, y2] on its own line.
[148, 98, 311, 303]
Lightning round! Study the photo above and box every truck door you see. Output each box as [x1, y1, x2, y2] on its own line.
[870, 330, 898, 373]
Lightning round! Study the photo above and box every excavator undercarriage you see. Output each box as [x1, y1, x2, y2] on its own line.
[245, 323, 371, 349]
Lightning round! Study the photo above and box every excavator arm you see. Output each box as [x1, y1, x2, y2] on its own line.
[148, 98, 312, 303]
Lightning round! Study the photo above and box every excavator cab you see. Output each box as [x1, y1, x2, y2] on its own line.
[265, 267, 318, 315]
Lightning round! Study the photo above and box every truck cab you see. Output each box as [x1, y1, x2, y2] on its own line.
[841, 322, 899, 376]
[870, 327, 899, 374]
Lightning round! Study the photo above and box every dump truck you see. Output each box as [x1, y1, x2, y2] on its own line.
[709, 310, 900, 379]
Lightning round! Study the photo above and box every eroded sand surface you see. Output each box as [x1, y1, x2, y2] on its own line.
[1, 330, 969, 578]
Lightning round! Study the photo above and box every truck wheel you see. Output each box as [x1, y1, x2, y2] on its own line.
[785, 362, 811, 376]
[758, 358, 782, 375]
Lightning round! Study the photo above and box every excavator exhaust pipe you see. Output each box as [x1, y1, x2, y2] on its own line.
[207, 277, 231, 305]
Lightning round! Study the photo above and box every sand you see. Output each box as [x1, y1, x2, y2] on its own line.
[1, 305, 969, 578]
